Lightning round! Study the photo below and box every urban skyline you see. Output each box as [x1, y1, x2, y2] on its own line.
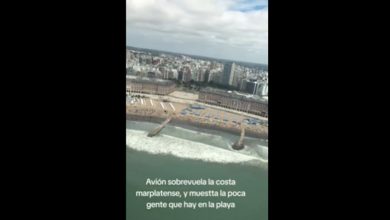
[127, 47, 268, 96]
[127, 45, 268, 66]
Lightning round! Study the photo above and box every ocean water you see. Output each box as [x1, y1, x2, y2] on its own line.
[126, 120, 268, 220]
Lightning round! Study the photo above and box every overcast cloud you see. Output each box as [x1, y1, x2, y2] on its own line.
[126, 0, 268, 64]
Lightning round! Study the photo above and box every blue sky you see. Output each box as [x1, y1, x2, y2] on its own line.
[230, 0, 268, 12]
[126, 0, 268, 64]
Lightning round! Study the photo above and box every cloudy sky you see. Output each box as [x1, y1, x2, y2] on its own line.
[126, 0, 268, 64]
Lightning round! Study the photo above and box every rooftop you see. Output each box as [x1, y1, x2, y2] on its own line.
[200, 87, 268, 104]
[126, 75, 175, 85]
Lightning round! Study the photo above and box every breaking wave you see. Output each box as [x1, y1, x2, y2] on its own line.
[126, 129, 267, 168]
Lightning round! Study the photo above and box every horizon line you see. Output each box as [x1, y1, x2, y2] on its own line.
[126, 45, 268, 66]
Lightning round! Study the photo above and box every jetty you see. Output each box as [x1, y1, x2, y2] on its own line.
[147, 116, 172, 137]
[232, 126, 245, 150]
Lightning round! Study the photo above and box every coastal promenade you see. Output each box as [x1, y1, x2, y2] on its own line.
[129, 91, 268, 121]
[126, 94, 268, 138]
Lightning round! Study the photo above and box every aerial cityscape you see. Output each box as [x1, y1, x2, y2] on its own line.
[126, 1, 268, 219]
[126, 46, 268, 140]
[126, 46, 268, 98]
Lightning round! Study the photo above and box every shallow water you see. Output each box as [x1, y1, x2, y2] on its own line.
[126, 120, 268, 220]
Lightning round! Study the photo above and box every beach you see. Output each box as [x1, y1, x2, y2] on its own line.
[126, 95, 268, 139]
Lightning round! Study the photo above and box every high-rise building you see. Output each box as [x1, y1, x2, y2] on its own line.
[126, 50, 131, 62]
[222, 62, 236, 86]
[178, 71, 183, 81]
[245, 80, 258, 94]
[240, 78, 248, 91]
[181, 66, 192, 82]
[204, 70, 210, 83]
[256, 82, 268, 97]
[183, 71, 192, 82]
[228, 62, 236, 86]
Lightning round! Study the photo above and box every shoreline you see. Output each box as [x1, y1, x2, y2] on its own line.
[126, 113, 267, 139]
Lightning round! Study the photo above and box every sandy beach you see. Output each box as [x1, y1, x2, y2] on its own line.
[126, 95, 268, 138]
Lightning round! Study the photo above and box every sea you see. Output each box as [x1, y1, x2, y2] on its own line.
[126, 120, 268, 220]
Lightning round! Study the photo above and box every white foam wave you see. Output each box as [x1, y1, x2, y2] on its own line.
[170, 126, 203, 134]
[126, 129, 267, 166]
[168, 126, 225, 140]
[256, 145, 268, 160]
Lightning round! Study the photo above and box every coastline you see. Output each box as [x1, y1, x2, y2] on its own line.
[126, 113, 268, 139]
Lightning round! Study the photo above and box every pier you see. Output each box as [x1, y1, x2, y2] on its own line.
[232, 126, 245, 150]
[147, 116, 172, 137]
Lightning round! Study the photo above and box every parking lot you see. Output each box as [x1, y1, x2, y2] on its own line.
[126, 96, 187, 114]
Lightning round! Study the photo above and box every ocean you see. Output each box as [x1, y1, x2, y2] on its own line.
[126, 120, 268, 220]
